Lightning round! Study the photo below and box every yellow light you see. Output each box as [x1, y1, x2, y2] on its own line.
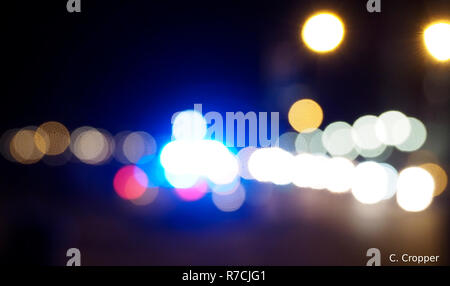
[288, 99, 323, 133]
[424, 22, 450, 62]
[34, 121, 70, 155]
[10, 127, 44, 164]
[420, 163, 447, 197]
[301, 12, 345, 53]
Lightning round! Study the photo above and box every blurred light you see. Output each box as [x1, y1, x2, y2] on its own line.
[322, 121, 355, 157]
[420, 163, 447, 197]
[174, 180, 208, 201]
[288, 99, 323, 133]
[352, 115, 383, 150]
[130, 187, 159, 206]
[34, 121, 70, 155]
[10, 127, 44, 164]
[292, 153, 328, 189]
[375, 110, 411, 146]
[325, 157, 354, 193]
[295, 129, 326, 155]
[396, 117, 427, 152]
[123, 131, 157, 164]
[292, 153, 315, 188]
[301, 12, 345, 53]
[212, 185, 246, 212]
[113, 165, 148, 200]
[355, 143, 387, 159]
[206, 148, 239, 185]
[165, 170, 199, 189]
[160, 139, 238, 185]
[424, 22, 450, 61]
[71, 127, 111, 165]
[397, 167, 434, 212]
[247, 147, 294, 185]
[352, 161, 388, 204]
[275, 132, 299, 153]
[380, 163, 398, 200]
[210, 177, 240, 195]
[172, 110, 207, 140]
[237, 146, 257, 180]
[0, 129, 20, 162]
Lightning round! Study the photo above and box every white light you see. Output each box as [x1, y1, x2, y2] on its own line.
[247, 147, 294, 185]
[352, 161, 388, 204]
[396, 167, 434, 212]
[206, 150, 239, 185]
[352, 115, 383, 150]
[172, 110, 207, 140]
[396, 117, 427, 152]
[71, 127, 111, 165]
[325, 157, 355, 193]
[322, 121, 355, 157]
[292, 153, 329, 189]
[164, 171, 199, 189]
[380, 163, 398, 200]
[301, 12, 345, 53]
[424, 22, 450, 61]
[375, 111, 411, 146]
[160, 139, 238, 185]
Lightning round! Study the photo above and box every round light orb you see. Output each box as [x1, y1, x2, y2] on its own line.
[301, 12, 345, 53]
[375, 110, 411, 146]
[288, 99, 323, 133]
[396, 167, 434, 212]
[424, 22, 450, 62]
[352, 161, 389, 204]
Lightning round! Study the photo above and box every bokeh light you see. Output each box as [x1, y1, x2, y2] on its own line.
[397, 167, 434, 212]
[375, 110, 411, 146]
[248, 147, 294, 185]
[165, 171, 200, 189]
[237, 146, 257, 180]
[212, 185, 246, 212]
[172, 110, 207, 140]
[420, 163, 447, 197]
[295, 129, 326, 155]
[288, 99, 323, 133]
[10, 127, 44, 164]
[396, 117, 427, 152]
[352, 115, 383, 151]
[122, 131, 157, 164]
[34, 121, 70, 155]
[0, 129, 20, 162]
[113, 165, 149, 200]
[301, 12, 345, 53]
[379, 163, 398, 200]
[275, 132, 299, 153]
[130, 187, 159, 206]
[174, 180, 208, 201]
[351, 161, 389, 204]
[424, 21, 450, 62]
[160, 139, 239, 186]
[325, 157, 354, 193]
[71, 127, 112, 165]
[322, 121, 355, 158]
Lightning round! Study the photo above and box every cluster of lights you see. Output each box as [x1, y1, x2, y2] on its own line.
[2, 11, 448, 214]
[1, 122, 157, 166]
[157, 99, 446, 213]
